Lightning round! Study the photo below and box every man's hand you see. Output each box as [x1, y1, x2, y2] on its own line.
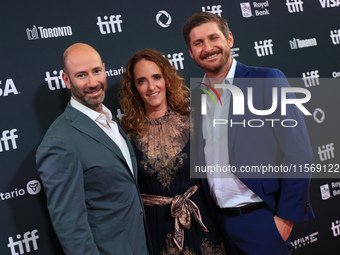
[274, 215, 293, 241]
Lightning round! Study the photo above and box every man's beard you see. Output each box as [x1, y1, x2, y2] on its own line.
[70, 81, 107, 108]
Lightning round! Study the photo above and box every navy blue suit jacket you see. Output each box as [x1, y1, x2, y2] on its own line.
[193, 61, 314, 222]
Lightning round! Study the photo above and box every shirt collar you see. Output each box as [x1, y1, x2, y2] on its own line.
[70, 97, 112, 121]
[202, 58, 237, 86]
[226, 58, 237, 84]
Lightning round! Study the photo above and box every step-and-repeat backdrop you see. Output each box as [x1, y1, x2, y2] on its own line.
[0, 0, 339, 254]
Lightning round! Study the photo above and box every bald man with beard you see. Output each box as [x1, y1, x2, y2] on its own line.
[36, 43, 152, 255]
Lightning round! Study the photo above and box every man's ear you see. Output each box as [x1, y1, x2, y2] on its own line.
[228, 32, 234, 48]
[189, 48, 194, 59]
[62, 72, 71, 89]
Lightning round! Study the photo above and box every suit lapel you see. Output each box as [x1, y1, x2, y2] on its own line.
[115, 117, 138, 177]
[65, 105, 134, 178]
[228, 62, 251, 156]
[194, 64, 251, 167]
[198, 92, 206, 170]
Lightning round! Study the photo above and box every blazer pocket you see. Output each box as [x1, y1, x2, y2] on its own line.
[93, 220, 124, 239]
[91, 221, 132, 254]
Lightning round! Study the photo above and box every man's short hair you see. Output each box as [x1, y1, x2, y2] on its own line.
[183, 12, 231, 51]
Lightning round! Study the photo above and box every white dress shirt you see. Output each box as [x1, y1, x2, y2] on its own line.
[202, 58, 262, 208]
[70, 97, 134, 175]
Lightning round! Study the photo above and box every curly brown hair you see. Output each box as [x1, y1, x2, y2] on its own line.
[119, 49, 190, 136]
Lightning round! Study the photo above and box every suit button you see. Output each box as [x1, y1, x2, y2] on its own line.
[140, 209, 143, 216]
[305, 201, 309, 214]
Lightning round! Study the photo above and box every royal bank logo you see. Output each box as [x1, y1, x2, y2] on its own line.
[331, 181, 340, 197]
[254, 39, 274, 57]
[231, 48, 240, 58]
[320, 184, 331, 200]
[290, 38, 317, 49]
[165, 52, 185, 70]
[319, 182, 340, 201]
[240, 1, 270, 18]
[286, 0, 304, 13]
[156, 10, 172, 28]
[240, 3, 253, 17]
[26, 25, 72, 40]
[97, 14, 123, 34]
[202, 5, 223, 16]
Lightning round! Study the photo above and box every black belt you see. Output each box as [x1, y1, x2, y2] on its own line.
[219, 202, 267, 217]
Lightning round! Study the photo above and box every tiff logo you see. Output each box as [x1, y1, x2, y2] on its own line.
[0, 129, 18, 153]
[331, 220, 340, 237]
[7, 229, 39, 255]
[202, 5, 223, 16]
[318, 143, 335, 161]
[97, 15, 123, 34]
[286, 0, 304, 13]
[302, 70, 320, 87]
[166, 53, 184, 70]
[254, 39, 274, 57]
[330, 29, 340, 45]
[45, 70, 66, 90]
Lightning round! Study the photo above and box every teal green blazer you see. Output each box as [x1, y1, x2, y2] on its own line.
[36, 103, 149, 255]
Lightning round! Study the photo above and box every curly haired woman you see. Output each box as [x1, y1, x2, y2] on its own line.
[119, 49, 225, 255]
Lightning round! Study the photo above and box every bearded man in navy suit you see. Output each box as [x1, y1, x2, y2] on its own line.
[36, 43, 152, 255]
[183, 12, 314, 255]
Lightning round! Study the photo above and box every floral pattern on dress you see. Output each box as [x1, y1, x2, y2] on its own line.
[133, 110, 190, 190]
